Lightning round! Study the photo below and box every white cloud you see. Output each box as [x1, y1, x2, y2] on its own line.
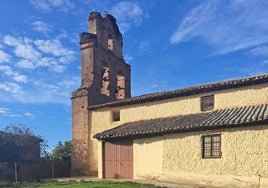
[0, 107, 9, 116]
[30, 0, 50, 12]
[16, 59, 35, 69]
[2, 34, 76, 72]
[24, 112, 35, 118]
[0, 32, 78, 105]
[9, 114, 22, 118]
[38, 57, 57, 67]
[0, 80, 73, 105]
[49, 65, 65, 72]
[0, 49, 11, 63]
[249, 46, 268, 56]
[0, 82, 21, 94]
[0, 70, 80, 104]
[0, 108, 35, 118]
[25, 78, 80, 104]
[170, 0, 268, 54]
[170, 2, 214, 43]
[0, 65, 28, 83]
[31, 21, 52, 34]
[3, 35, 21, 46]
[16, 57, 67, 73]
[14, 43, 41, 60]
[4, 35, 42, 61]
[59, 76, 80, 89]
[12, 74, 28, 83]
[111, 2, 145, 34]
[30, 0, 74, 13]
[34, 39, 74, 58]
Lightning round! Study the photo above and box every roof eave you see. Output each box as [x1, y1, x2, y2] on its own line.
[94, 119, 268, 141]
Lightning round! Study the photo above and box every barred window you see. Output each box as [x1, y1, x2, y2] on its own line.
[202, 134, 221, 158]
[201, 95, 214, 111]
[112, 111, 120, 122]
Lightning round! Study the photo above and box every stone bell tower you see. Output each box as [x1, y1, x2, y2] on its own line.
[71, 12, 131, 176]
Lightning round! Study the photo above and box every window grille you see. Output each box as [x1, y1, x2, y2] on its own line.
[202, 134, 221, 158]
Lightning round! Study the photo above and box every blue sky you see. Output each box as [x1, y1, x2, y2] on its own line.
[1, 0, 268, 150]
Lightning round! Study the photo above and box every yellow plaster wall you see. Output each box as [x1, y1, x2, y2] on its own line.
[92, 84, 268, 177]
[159, 125, 268, 187]
[133, 137, 163, 179]
[215, 84, 268, 110]
[97, 140, 103, 179]
[89, 111, 110, 174]
[93, 84, 268, 126]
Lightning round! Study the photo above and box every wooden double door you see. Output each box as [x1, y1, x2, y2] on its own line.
[103, 140, 133, 179]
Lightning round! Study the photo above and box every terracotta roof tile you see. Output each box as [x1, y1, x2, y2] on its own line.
[89, 73, 268, 110]
[94, 104, 268, 140]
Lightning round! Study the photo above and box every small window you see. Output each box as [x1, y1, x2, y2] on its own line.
[112, 111, 120, 122]
[202, 134, 221, 158]
[201, 95, 214, 111]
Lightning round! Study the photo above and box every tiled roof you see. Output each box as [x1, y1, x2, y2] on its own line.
[94, 104, 268, 140]
[89, 73, 268, 110]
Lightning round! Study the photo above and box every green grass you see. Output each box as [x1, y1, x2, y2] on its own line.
[0, 180, 164, 188]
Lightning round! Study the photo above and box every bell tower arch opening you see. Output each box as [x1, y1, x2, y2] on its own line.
[116, 71, 125, 99]
[101, 63, 110, 97]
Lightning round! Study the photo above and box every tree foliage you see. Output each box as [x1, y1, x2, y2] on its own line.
[4, 124, 35, 137]
[51, 141, 71, 161]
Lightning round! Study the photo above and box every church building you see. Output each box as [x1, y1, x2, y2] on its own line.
[71, 12, 268, 188]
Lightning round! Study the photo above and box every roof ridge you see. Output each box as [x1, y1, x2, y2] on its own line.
[89, 73, 268, 110]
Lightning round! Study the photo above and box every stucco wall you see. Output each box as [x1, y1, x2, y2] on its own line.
[215, 84, 268, 110]
[92, 84, 268, 178]
[96, 124, 268, 187]
[93, 84, 268, 126]
[133, 137, 163, 179]
[158, 125, 268, 188]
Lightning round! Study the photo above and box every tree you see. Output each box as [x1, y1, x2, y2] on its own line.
[51, 141, 71, 161]
[4, 124, 35, 136]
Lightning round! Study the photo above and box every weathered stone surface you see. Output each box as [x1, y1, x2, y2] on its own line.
[71, 88, 88, 99]
[79, 32, 97, 44]
[71, 11, 131, 176]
